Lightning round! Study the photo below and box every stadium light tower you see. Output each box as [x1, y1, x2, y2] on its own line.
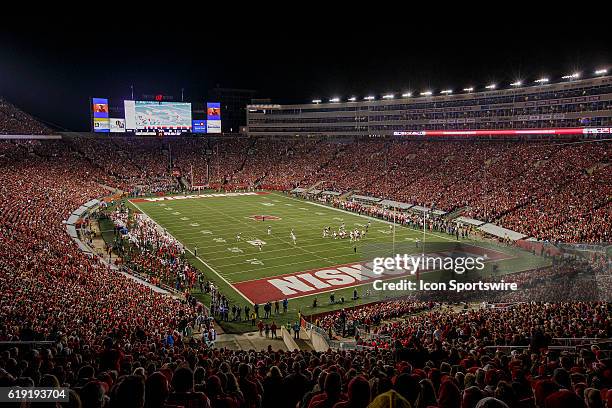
[382, 94, 394, 99]
[485, 84, 496, 90]
[440, 89, 453, 95]
[562, 72, 581, 80]
[364, 96, 375, 101]
[420, 91, 433, 96]
[595, 68, 608, 75]
[510, 81, 522, 87]
[401, 92, 412, 97]
[463, 87, 474, 92]
[348, 96, 357, 102]
[312, 99, 322, 104]
[329, 97, 340, 103]
[534, 78, 549, 84]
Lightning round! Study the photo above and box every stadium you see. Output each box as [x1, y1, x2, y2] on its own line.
[0, 29, 610, 408]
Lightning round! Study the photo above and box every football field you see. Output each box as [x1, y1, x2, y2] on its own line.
[128, 191, 547, 329]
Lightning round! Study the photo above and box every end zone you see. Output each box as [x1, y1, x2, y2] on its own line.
[232, 244, 511, 303]
[130, 191, 269, 203]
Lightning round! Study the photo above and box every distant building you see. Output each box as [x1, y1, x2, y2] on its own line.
[208, 87, 257, 133]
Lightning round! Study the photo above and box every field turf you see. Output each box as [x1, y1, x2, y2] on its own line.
[128, 191, 549, 332]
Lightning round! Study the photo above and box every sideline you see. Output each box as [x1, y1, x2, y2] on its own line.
[129, 199, 254, 304]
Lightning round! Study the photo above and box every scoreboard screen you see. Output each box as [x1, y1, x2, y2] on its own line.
[91, 99, 221, 135]
[206, 102, 221, 133]
[92, 98, 110, 132]
[124, 100, 192, 133]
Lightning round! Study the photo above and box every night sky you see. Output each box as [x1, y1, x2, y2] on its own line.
[1, 22, 610, 131]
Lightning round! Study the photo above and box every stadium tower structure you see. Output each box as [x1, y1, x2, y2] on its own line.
[246, 74, 612, 138]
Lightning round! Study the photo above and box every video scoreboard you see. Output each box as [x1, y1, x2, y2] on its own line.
[91, 97, 221, 135]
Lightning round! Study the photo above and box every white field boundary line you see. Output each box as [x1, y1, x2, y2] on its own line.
[277, 193, 459, 243]
[164, 229, 408, 257]
[153, 203, 407, 259]
[204, 240, 392, 262]
[278, 194, 515, 260]
[274, 193, 515, 257]
[199, 232, 419, 262]
[223, 253, 363, 276]
[129, 200, 253, 304]
[235, 246, 519, 304]
[139, 200, 425, 277]
[142, 193, 498, 270]
[135, 194, 514, 297]
[225, 241, 512, 278]
[146, 199, 404, 243]
[189, 197, 340, 268]
[234, 248, 512, 284]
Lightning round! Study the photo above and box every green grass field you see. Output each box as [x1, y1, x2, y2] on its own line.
[128, 191, 549, 332]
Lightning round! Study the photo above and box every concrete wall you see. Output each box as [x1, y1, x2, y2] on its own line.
[281, 326, 299, 351]
[308, 328, 332, 352]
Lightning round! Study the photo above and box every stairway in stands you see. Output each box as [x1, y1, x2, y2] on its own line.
[444, 206, 471, 220]
[293, 337, 314, 351]
[306, 180, 326, 193]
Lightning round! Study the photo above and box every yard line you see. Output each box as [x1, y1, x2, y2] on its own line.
[276, 192, 458, 242]
[203, 234, 416, 261]
[214, 247, 361, 269]
[186, 199, 341, 267]
[129, 200, 253, 304]
[225, 253, 363, 277]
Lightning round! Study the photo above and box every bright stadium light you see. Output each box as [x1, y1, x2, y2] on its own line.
[534, 78, 549, 84]
[329, 97, 340, 103]
[562, 72, 581, 80]
[420, 91, 433, 96]
[364, 96, 375, 101]
[595, 68, 608, 75]
[510, 81, 522, 87]
[382, 94, 395, 99]
[401, 92, 412, 97]
[463, 87, 474, 92]
[440, 89, 453, 94]
[347, 96, 357, 101]
[312, 99, 322, 104]
[485, 84, 496, 90]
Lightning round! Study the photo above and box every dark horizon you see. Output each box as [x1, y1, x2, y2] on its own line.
[1, 24, 611, 131]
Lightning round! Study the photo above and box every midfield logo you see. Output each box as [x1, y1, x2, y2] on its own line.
[248, 215, 282, 221]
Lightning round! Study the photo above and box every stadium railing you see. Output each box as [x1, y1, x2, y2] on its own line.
[550, 337, 612, 347]
[303, 319, 360, 351]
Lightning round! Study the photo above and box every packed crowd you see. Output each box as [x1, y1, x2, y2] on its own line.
[0, 98, 52, 135]
[368, 302, 610, 349]
[61, 136, 611, 243]
[108, 204, 200, 291]
[2, 97, 612, 242]
[312, 300, 433, 338]
[0, 105, 611, 407]
[311, 255, 611, 340]
[0, 139, 202, 348]
[333, 200, 474, 240]
[1, 301, 610, 408]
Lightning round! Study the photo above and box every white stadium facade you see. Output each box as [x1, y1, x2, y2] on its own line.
[246, 72, 612, 138]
